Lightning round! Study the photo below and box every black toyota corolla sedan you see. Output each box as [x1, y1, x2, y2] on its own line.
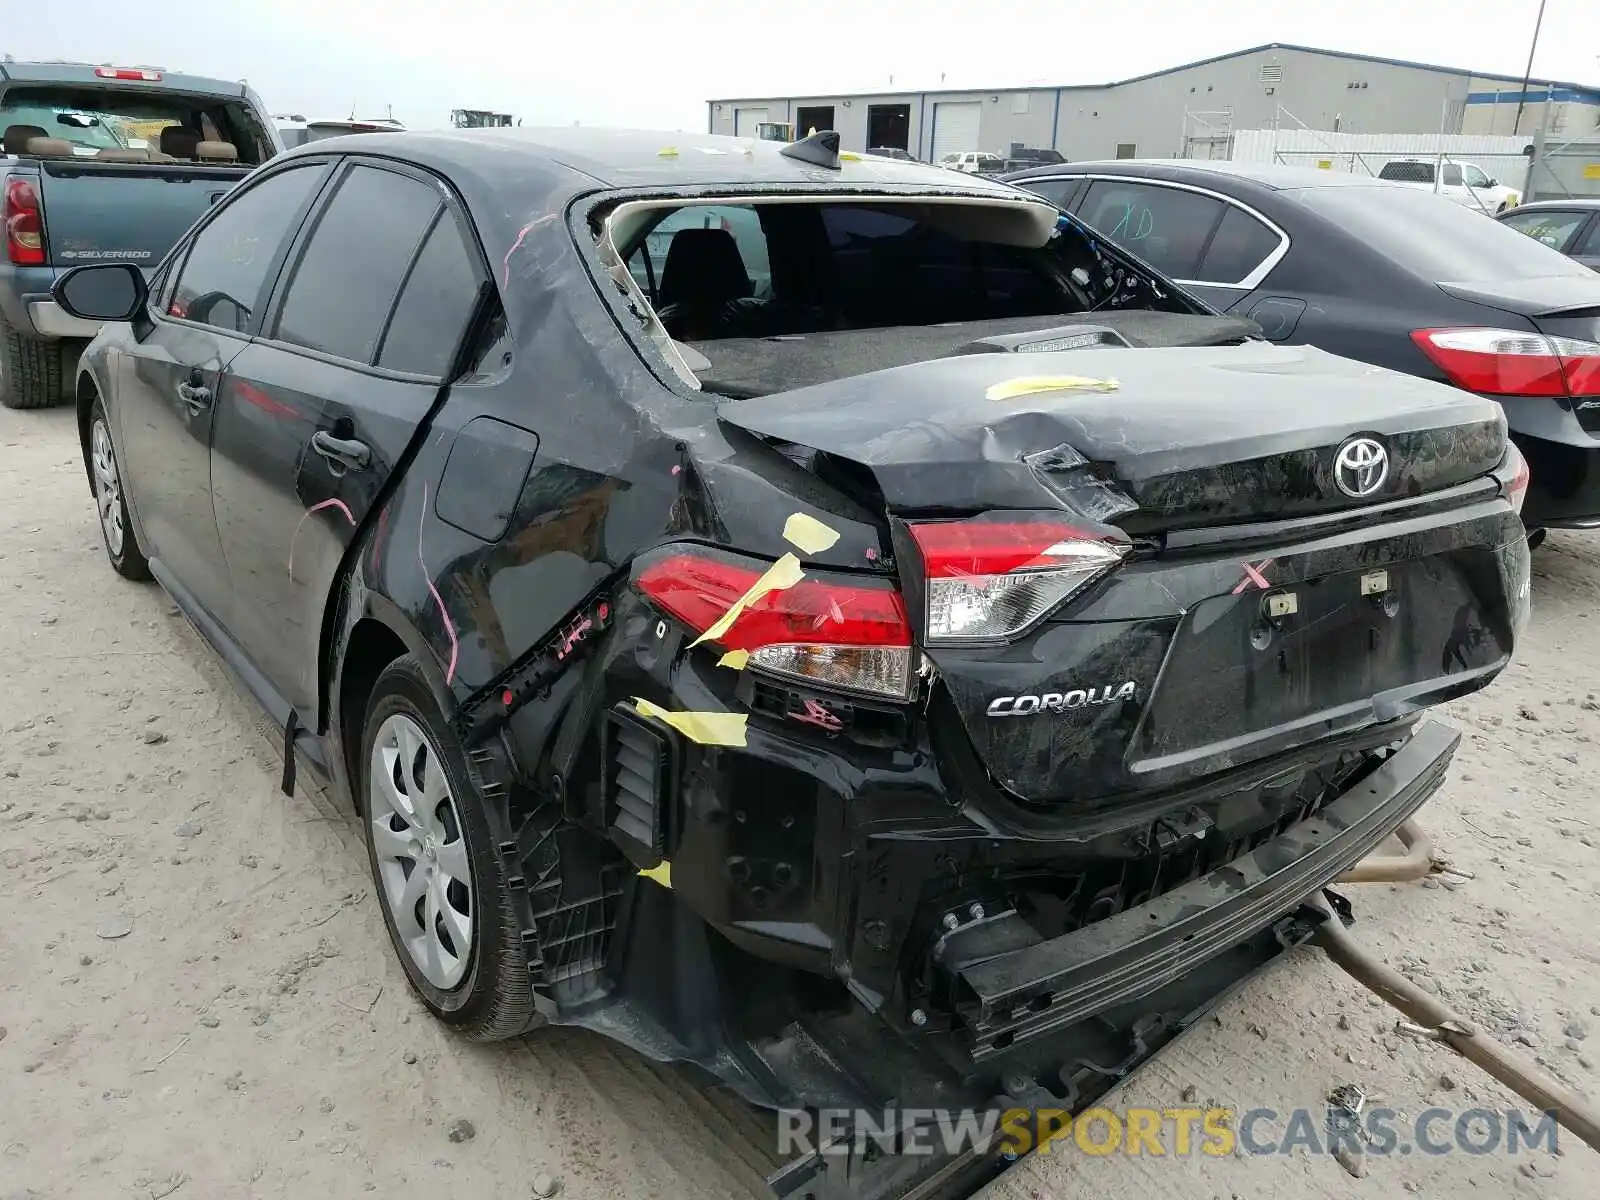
[55, 127, 1528, 1199]
[1002, 159, 1600, 539]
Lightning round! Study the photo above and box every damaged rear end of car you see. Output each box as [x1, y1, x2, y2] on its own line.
[446, 155, 1532, 1198]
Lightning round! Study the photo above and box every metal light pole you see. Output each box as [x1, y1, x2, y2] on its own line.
[1512, 0, 1549, 135]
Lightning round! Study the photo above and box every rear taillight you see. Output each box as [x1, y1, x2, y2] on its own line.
[1503, 441, 1530, 515]
[1411, 328, 1600, 399]
[908, 515, 1129, 645]
[4, 177, 44, 266]
[637, 548, 913, 699]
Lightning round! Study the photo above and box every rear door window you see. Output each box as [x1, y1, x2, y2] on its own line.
[1195, 205, 1282, 284]
[167, 163, 325, 333]
[1500, 209, 1589, 251]
[271, 164, 443, 364]
[375, 213, 484, 377]
[1076, 180, 1226, 279]
[1018, 177, 1081, 210]
[1575, 219, 1600, 257]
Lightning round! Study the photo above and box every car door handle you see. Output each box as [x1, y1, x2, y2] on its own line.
[311, 431, 371, 472]
[177, 380, 212, 410]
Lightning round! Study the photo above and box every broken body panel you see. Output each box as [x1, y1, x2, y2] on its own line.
[138, 131, 1528, 1197]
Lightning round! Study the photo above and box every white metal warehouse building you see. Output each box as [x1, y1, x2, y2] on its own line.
[707, 42, 1600, 163]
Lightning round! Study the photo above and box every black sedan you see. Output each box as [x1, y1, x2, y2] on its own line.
[1496, 198, 1600, 271]
[1002, 159, 1600, 534]
[51, 128, 1528, 1199]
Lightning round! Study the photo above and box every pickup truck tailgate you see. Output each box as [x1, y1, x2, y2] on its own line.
[37, 159, 247, 266]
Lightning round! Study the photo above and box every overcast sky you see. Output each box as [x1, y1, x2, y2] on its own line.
[7, 0, 1599, 131]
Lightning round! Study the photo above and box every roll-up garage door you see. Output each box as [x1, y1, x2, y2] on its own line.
[931, 101, 982, 160]
[735, 108, 769, 137]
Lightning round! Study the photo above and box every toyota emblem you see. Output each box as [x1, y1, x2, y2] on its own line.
[1334, 436, 1389, 498]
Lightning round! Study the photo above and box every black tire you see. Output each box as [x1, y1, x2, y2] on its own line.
[87, 399, 152, 580]
[0, 312, 64, 409]
[359, 655, 543, 1041]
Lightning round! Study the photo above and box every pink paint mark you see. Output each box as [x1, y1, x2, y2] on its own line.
[287, 497, 355, 582]
[418, 483, 459, 685]
[1231, 558, 1276, 595]
[556, 616, 592, 660]
[864, 547, 879, 562]
[501, 213, 558, 291]
[790, 698, 843, 733]
[671, 464, 682, 475]
[369, 503, 390, 574]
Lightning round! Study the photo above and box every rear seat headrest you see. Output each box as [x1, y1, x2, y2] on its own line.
[3, 124, 49, 154]
[25, 137, 75, 158]
[95, 147, 151, 161]
[158, 126, 202, 158]
[194, 140, 238, 162]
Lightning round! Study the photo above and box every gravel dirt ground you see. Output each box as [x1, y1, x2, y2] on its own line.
[3, 399, 1598, 1200]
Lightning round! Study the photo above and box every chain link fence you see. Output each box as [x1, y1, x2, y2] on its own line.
[1184, 103, 1600, 204]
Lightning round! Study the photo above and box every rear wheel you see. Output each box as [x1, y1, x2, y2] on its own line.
[360, 655, 543, 1040]
[0, 313, 64, 409]
[89, 400, 151, 580]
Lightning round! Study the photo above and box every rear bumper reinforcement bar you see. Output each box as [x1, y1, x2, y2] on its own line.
[956, 719, 1459, 1061]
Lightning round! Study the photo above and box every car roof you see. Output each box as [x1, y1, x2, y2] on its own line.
[1497, 197, 1600, 212]
[1003, 158, 1403, 192]
[273, 127, 1056, 348]
[297, 126, 1026, 196]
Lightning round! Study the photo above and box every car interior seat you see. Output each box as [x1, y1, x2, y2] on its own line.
[2, 124, 49, 155]
[158, 126, 203, 159]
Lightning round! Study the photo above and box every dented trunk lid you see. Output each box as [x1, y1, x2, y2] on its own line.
[717, 342, 1507, 530]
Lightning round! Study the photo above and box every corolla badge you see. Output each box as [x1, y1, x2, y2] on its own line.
[1334, 436, 1389, 498]
[987, 682, 1137, 717]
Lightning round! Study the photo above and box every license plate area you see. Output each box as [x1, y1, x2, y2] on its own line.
[1135, 552, 1507, 759]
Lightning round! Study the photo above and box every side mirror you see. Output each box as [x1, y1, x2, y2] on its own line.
[1487, 178, 1499, 187]
[53, 263, 147, 322]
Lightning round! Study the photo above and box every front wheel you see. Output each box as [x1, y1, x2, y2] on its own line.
[89, 400, 151, 580]
[360, 655, 543, 1041]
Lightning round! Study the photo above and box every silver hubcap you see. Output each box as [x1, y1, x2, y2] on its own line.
[369, 714, 474, 990]
[91, 419, 124, 556]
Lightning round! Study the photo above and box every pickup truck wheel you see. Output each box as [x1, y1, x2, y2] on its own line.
[361, 656, 544, 1041]
[89, 401, 152, 580]
[0, 313, 65, 409]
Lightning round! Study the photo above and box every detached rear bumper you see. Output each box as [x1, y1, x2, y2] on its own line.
[951, 719, 1458, 1061]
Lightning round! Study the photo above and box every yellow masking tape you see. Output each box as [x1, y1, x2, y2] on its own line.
[718, 649, 751, 670]
[657, 146, 679, 158]
[783, 512, 841, 554]
[639, 861, 672, 889]
[688, 552, 804, 648]
[632, 697, 748, 747]
[986, 375, 1120, 401]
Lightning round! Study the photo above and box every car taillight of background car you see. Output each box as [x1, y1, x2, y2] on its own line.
[1411, 327, 1600, 400]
